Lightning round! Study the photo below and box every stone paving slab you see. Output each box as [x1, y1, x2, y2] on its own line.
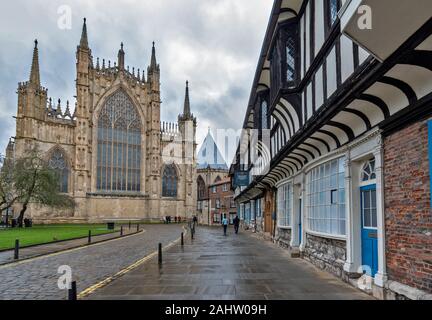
[0, 224, 183, 300]
[87, 226, 373, 300]
[0, 226, 140, 265]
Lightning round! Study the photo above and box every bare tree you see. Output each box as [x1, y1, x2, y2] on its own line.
[0, 147, 75, 227]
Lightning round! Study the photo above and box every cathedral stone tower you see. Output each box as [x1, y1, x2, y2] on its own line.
[9, 19, 197, 223]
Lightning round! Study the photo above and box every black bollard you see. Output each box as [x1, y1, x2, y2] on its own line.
[129, 221, 131, 230]
[137, 223, 139, 233]
[158, 243, 162, 265]
[14, 239, 19, 260]
[68, 281, 77, 301]
[181, 232, 184, 246]
[120, 226, 123, 236]
[88, 230, 92, 244]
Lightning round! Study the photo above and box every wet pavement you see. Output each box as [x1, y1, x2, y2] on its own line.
[88, 226, 372, 300]
[0, 226, 140, 265]
[0, 224, 183, 300]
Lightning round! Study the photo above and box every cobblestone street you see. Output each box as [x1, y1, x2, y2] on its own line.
[88, 226, 372, 300]
[0, 224, 183, 300]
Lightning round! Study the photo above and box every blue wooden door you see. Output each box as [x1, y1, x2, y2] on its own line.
[361, 185, 378, 276]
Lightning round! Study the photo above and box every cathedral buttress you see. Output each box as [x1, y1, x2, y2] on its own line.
[74, 18, 92, 196]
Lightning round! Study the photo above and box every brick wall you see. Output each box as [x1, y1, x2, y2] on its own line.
[384, 117, 432, 294]
[208, 180, 236, 225]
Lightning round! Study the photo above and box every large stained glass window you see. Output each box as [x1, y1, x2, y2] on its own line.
[162, 165, 178, 197]
[97, 90, 142, 192]
[48, 149, 69, 193]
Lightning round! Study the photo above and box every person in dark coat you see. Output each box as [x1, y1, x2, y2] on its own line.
[233, 215, 240, 234]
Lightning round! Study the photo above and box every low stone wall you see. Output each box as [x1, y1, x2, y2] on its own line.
[276, 227, 291, 249]
[303, 233, 347, 278]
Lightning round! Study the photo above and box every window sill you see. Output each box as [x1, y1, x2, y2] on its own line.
[87, 192, 148, 198]
[278, 225, 292, 230]
[161, 197, 179, 201]
[305, 230, 347, 241]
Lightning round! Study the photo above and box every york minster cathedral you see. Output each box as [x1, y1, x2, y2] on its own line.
[6, 19, 197, 223]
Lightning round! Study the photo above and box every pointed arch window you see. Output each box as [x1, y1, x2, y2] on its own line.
[97, 90, 142, 192]
[197, 176, 206, 200]
[162, 165, 178, 197]
[361, 159, 376, 182]
[48, 149, 69, 193]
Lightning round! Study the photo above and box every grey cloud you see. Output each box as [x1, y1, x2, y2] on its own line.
[0, 0, 272, 163]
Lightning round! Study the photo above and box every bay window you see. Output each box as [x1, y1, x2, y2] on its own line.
[277, 182, 293, 228]
[306, 157, 346, 236]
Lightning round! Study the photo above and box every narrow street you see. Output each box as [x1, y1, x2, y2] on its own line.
[87, 226, 372, 300]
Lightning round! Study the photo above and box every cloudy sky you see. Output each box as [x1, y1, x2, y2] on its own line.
[0, 0, 272, 164]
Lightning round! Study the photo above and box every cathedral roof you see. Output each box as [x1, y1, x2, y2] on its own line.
[197, 131, 228, 170]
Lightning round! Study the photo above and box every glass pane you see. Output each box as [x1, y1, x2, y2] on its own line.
[363, 208, 371, 227]
[364, 190, 371, 209]
[286, 37, 296, 82]
[371, 189, 377, 208]
[330, 0, 339, 25]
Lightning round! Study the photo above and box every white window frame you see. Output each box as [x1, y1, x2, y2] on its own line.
[277, 181, 293, 228]
[306, 156, 346, 237]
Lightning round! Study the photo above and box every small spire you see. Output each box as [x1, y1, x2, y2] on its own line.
[96, 57, 100, 70]
[29, 39, 41, 86]
[150, 41, 158, 70]
[142, 69, 146, 82]
[56, 99, 62, 117]
[79, 18, 89, 49]
[183, 80, 191, 118]
[118, 42, 125, 71]
[64, 100, 72, 118]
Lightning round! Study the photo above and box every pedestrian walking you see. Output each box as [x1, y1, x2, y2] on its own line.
[233, 215, 240, 234]
[222, 216, 229, 236]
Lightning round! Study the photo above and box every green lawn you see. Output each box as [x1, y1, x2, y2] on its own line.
[0, 224, 118, 251]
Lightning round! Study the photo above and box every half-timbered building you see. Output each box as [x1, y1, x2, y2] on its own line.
[230, 0, 432, 299]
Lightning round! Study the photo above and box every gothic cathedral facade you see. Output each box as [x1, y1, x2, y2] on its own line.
[8, 19, 197, 223]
